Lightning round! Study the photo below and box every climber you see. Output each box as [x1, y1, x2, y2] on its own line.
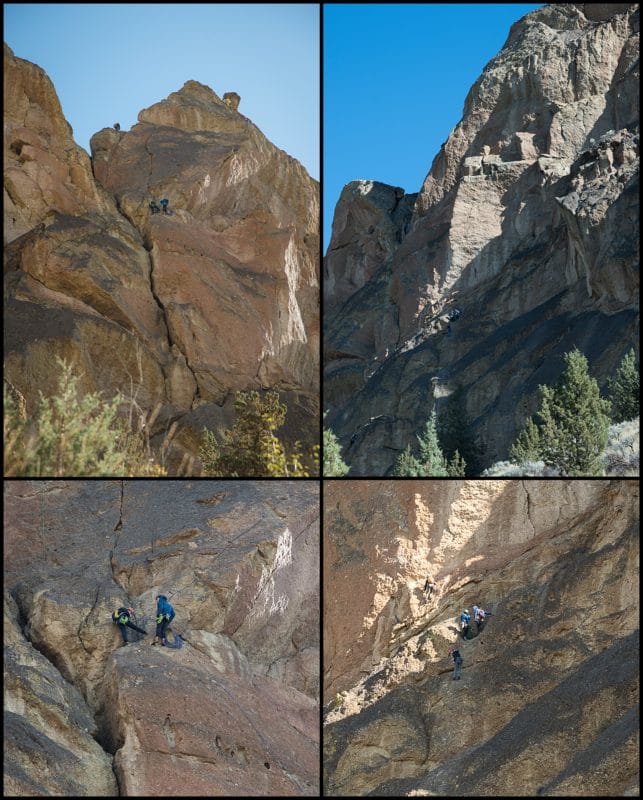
[445, 308, 461, 336]
[152, 594, 175, 646]
[423, 577, 438, 601]
[112, 606, 147, 645]
[113, 122, 120, 131]
[449, 647, 463, 680]
[160, 197, 170, 214]
[475, 607, 493, 632]
[149, 199, 160, 214]
[459, 609, 471, 639]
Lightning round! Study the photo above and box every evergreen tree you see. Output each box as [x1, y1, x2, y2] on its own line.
[200, 390, 312, 476]
[437, 387, 482, 475]
[323, 423, 349, 476]
[607, 348, 639, 423]
[392, 445, 423, 476]
[446, 449, 466, 477]
[536, 349, 611, 476]
[510, 417, 541, 463]
[416, 411, 448, 476]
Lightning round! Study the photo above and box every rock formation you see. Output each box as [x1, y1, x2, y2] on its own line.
[323, 4, 639, 475]
[4, 44, 319, 472]
[323, 479, 639, 796]
[4, 480, 319, 796]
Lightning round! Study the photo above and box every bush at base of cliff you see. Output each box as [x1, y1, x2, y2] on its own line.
[323, 422, 349, 476]
[393, 411, 466, 476]
[607, 348, 640, 424]
[602, 417, 640, 477]
[200, 390, 316, 477]
[510, 349, 611, 476]
[4, 359, 166, 477]
[482, 460, 562, 477]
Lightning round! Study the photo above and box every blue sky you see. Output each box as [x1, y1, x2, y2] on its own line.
[324, 4, 542, 248]
[4, 3, 319, 180]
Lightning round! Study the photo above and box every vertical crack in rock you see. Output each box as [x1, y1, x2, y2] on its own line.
[146, 244, 200, 408]
[144, 136, 153, 185]
[110, 480, 125, 589]
[521, 480, 535, 537]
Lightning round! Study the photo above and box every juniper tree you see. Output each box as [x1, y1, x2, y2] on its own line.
[392, 445, 423, 476]
[200, 390, 312, 476]
[607, 348, 639, 423]
[535, 349, 611, 476]
[437, 387, 481, 475]
[323, 423, 349, 476]
[446, 449, 466, 477]
[416, 410, 449, 476]
[510, 417, 542, 464]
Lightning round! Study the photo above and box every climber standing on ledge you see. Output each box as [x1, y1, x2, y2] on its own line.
[152, 594, 175, 646]
[112, 606, 147, 646]
[160, 197, 170, 214]
[423, 576, 438, 602]
[449, 647, 463, 680]
[459, 609, 471, 639]
[149, 199, 160, 214]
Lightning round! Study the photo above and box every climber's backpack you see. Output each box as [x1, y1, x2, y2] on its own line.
[164, 632, 183, 649]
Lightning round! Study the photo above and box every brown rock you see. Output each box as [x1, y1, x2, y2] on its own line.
[4, 50, 319, 472]
[323, 3, 639, 474]
[323, 479, 639, 796]
[4, 480, 320, 795]
[3, 44, 109, 243]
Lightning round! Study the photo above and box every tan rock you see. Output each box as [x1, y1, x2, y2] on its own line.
[4, 593, 117, 796]
[323, 479, 639, 796]
[4, 47, 319, 471]
[3, 44, 109, 243]
[4, 480, 320, 795]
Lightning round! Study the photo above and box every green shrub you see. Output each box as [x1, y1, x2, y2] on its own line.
[323, 421, 349, 476]
[607, 348, 639, 423]
[601, 417, 639, 476]
[4, 358, 164, 476]
[200, 390, 315, 476]
[510, 349, 610, 476]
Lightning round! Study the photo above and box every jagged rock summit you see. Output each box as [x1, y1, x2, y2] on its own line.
[323, 479, 639, 796]
[4, 45, 319, 472]
[4, 480, 320, 796]
[324, 4, 639, 475]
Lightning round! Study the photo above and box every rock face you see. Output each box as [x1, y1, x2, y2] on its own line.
[323, 479, 639, 796]
[323, 4, 639, 474]
[4, 45, 319, 472]
[4, 480, 319, 796]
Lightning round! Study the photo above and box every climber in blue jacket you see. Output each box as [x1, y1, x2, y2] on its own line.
[152, 594, 175, 646]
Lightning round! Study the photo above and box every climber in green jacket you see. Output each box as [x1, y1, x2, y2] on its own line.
[112, 606, 147, 645]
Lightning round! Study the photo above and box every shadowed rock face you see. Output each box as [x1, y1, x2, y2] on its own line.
[4, 480, 320, 796]
[3, 46, 319, 471]
[323, 4, 639, 474]
[323, 479, 639, 796]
